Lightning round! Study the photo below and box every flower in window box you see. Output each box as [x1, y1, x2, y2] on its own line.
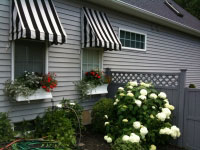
[41, 73, 57, 92]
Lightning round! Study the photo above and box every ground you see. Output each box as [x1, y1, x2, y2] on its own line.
[80, 130, 186, 150]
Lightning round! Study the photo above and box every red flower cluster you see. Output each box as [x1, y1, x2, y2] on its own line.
[41, 73, 57, 92]
[85, 71, 101, 79]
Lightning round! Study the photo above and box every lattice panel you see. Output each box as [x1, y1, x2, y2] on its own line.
[111, 72, 180, 88]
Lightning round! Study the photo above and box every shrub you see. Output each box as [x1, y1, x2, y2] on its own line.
[189, 84, 196, 88]
[112, 138, 144, 150]
[91, 98, 114, 133]
[0, 112, 15, 143]
[34, 108, 76, 149]
[104, 81, 180, 149]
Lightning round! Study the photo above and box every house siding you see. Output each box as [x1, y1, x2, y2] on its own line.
[0, 0, 200, 122]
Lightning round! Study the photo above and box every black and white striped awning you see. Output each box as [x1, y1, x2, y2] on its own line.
[82, 7, 121, 51]
[10, 0, 67, 44]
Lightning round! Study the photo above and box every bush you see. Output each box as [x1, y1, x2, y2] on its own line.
[91, 98, 114, 133]
[112, 138, 144, 150]
[104, 81, 181, 149]
[34, 108, 76, 150]
[0, 112, 15, 143]
[189, 84, 196, 88]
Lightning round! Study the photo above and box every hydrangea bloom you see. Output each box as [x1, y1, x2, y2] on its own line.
[129, 81, 138, 87]
[133, 121, 141, 129]
[140, 126, 148, 137]
[139, 95, 146, 100]
[122, 135, 130, 141]
[162, 108, 171, 119]
[104, 135, 112, 143]
[171, 125, 181, 139]
[104, 122, 109, 126]
[158, 92, 167, 99]
[128, 86, 133, 89]
[56, 104, 62, 108]
[140, 89, 148, 96]
[129, 133, 140, 143]
[118, 87, 124, 91]
[149, 93, 157, 99]
[120, 93, 125, 96]
[104, 115, 108, 119]
[156, 112, 167, 121]
[135, 100, 142, 107]
[150, 144, 157, 150]
[122, 119, 128, 122]
[127, 92, 134, 97]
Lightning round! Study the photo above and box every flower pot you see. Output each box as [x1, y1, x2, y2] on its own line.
[87, 84, 108, 95]
[16, 88, 52, 102]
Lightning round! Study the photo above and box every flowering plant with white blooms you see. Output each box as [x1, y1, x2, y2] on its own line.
[104, 81, 181, 150]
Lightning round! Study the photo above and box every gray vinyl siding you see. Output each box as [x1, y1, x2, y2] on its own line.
[0, 0, 200, 122]
[104, 11, 200, 88]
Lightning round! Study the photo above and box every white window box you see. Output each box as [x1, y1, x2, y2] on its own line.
[16, 88, 52, 102]
[87, 84, 108, 95]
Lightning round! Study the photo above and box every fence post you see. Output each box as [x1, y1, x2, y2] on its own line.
[178, 69, 187, 147]
[105, 68, 111, 83]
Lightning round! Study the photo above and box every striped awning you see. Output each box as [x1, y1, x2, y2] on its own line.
[10, 0, 67, 44]
[82, 7, 121, 51]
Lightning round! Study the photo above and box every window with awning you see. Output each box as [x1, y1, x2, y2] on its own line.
[10, 0, 67, 44]
[82, 7, 121, 51]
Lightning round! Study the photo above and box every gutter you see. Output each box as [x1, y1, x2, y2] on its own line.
[86, 0, 200, 38]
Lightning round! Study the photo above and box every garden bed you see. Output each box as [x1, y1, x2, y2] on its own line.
[80, 127, 186, 150]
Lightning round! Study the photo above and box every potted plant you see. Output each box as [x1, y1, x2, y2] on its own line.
[75, 70, 108, 99]
[4, 71, 57, 102]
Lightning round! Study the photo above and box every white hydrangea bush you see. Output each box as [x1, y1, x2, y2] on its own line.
[104, 81, 181, 150]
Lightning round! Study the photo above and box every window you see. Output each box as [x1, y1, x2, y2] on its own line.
[14, 40, 46, 78]
[120, 29, 146, 50]
[82, 48, 103, 76]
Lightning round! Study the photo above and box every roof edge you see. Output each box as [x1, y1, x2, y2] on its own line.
[86, 0, 200, 38]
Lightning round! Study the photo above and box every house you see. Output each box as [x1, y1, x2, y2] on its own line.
[0, 0, 200, 123]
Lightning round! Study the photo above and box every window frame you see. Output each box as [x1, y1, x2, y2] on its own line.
[11, 40, 49, 80]
[119, 28, 147, 51]
[81, 48, 104, 79]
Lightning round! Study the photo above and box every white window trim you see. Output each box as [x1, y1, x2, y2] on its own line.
[11, 40, 49, 80]
[81, 48, 104, 79]
[119, 28, 147, 51]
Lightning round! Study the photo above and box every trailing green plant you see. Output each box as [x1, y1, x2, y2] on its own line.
[91, 98, 114, 133]
[104, 81, 181, 150]
[112, 138, 144, 150]
[34, 108, 76, 150]
[0, 112, 15, 143]
[189, 84, 196, 88]
[75, 70, 104, 99]
[4, 71, 57, 99]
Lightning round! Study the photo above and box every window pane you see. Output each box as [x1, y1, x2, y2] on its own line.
[136, 34, 140, 41]
[82, 49, 102, 76]
[136, 42, 141, 48]
[131, 33, 135, 40]
[141, 42, 145, 49]
[141, 35, 145, 42]
[120, 30, 125, 38]
[125, 40, 130, 47]
[125, 32, 130, 39]
[15, 40, 45, 77]
[120, 39, 125, 46]
[131, 41, 136, 48]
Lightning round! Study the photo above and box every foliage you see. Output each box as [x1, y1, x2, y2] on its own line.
[104, 81, 180, 149]
[189, 84, 196, 88]
[60, 99, 84, 132]
[0, 112, 15, 143]
[91, 98, 114, 133]
[41, 73, 57, 92]
[34, 108, 76, 150]
[4, 71, 57, 99]
[112, 138, 144, 150]
[174, 0, 200, 19]
[75, 70, 104, 99]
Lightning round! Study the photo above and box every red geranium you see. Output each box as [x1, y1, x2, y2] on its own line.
[41, 73, 57, 92]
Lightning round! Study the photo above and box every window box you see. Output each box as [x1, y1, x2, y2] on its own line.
[16, 88, 52, 102]
[87, 84, 108, 95]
